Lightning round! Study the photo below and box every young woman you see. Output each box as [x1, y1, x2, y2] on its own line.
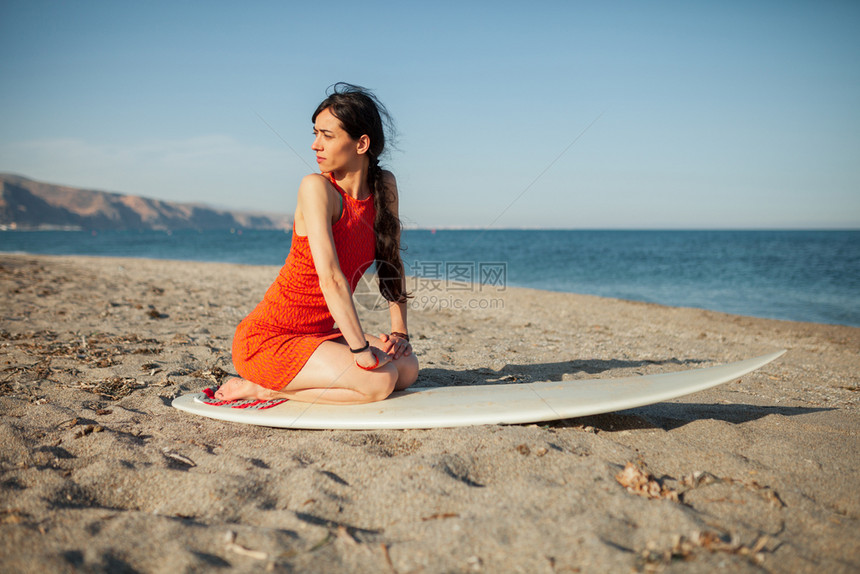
[214, 84, 418, 405]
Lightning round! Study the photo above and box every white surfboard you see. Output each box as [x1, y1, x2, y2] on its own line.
[172, 351, 785, 430]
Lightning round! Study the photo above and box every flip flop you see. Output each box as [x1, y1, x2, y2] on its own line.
[198, 385, 288, 410]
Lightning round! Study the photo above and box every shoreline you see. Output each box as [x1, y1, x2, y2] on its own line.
[1, 249, 857, 329]
[1, 253, 858, 572]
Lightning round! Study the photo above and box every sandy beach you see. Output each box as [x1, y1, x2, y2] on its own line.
[1, 253, 857, 573]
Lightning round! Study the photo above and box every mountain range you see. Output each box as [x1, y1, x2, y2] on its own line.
[0, 174, 292, 231]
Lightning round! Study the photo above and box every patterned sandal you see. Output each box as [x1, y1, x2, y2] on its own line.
[198, 385, 288, 410]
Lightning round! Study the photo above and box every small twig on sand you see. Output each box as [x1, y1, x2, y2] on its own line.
[381, 543, 397, 573]
[224, 531, 268, 560]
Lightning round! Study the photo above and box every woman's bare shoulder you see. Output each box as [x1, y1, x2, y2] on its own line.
[300, 173, 330, 188]
[298, 173, 335, 197]
[297, 173, 337, 215]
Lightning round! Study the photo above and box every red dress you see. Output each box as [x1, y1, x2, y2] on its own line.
[231, 176, 376, 390]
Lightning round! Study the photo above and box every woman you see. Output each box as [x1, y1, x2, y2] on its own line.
[214, 84, 418, 405]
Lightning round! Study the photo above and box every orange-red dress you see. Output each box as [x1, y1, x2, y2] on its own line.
[231, 176, 376, 390]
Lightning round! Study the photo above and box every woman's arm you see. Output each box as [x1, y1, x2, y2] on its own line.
[298, 174, 387, 368]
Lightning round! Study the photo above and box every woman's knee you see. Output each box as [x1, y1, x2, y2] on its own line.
[395, 353, 419, 390]
[363, 363, 398, 402]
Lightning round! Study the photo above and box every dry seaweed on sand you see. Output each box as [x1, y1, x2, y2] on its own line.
[638, 531, 772, 569]
[71, 376, 144, 400]
[680, 471, 786, 508]
[615, 462, 680, 502]
[9, 331, 163, 369]
[188, 366, 230, 384]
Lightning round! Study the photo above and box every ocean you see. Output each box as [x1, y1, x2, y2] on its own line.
[2, 229, 858, 327]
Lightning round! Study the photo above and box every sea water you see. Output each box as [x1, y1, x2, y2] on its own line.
[1, 229, 858, 327]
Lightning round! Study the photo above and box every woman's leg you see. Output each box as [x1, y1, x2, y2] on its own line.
[271, 336, 398, 404]
[376, 333, 419, 391]
[216, 334, 419, 404]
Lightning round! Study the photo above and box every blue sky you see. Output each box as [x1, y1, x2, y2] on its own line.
[1, 1, 858, 229]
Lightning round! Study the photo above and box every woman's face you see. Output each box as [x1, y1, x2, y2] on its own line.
[312, 108, 365, 174]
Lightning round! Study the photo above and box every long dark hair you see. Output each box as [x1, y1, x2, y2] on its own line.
[312, 83, 410, 303]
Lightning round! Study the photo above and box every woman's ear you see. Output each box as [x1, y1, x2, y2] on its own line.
[356, 134, 371, 155]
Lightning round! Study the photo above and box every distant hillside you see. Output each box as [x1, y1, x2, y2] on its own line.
[0, 174, 292, 231]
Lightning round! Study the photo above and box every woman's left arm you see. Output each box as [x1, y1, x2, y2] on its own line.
[378, 172, 412, 360]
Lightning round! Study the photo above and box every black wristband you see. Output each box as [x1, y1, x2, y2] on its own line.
[349, 340, 370, 354]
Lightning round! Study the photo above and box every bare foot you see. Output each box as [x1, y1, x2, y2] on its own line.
[214, 377, 278, 401]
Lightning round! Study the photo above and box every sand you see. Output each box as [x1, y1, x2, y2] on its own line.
[0, 253, 857, 573]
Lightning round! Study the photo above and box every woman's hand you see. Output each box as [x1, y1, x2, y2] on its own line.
[354, 347, 392, 370]
[379, 333, 412, 360]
